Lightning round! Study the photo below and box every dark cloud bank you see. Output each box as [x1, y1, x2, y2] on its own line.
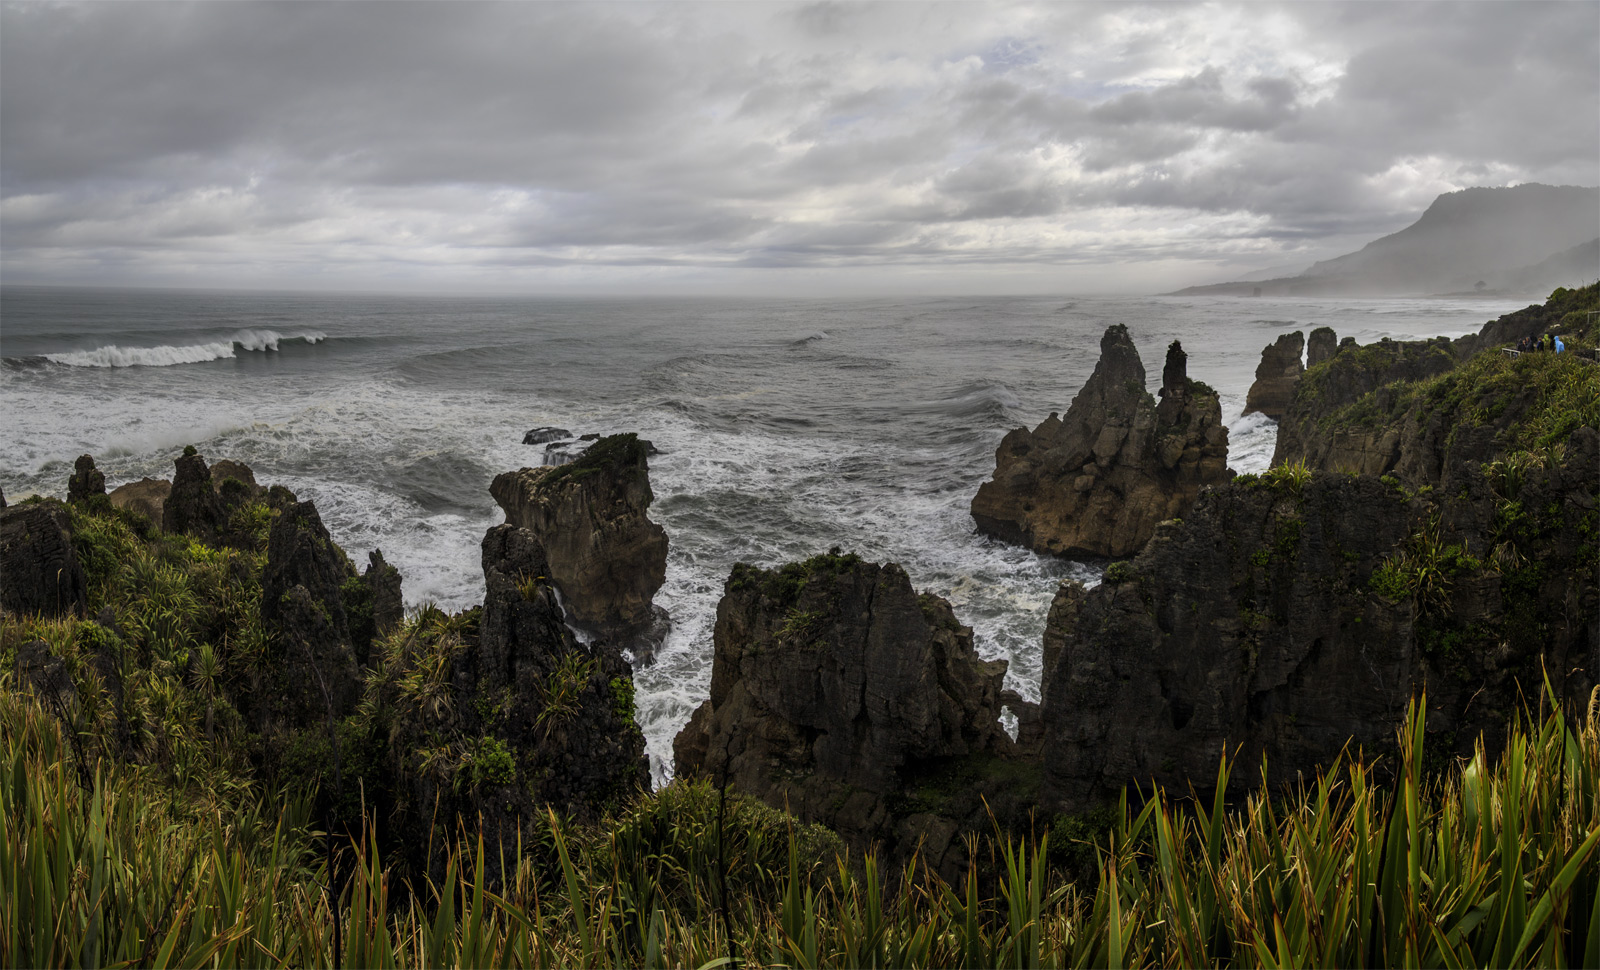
[2, 1, 1595, 294]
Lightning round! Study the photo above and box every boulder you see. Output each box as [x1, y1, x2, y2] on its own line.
[0, 502, 88, 618]
[490, 433, 669, 654]
[971, 328, 1231, 559]
[109, 478, 171, 526]
[1306, 327, 1339, 369]
[1242, 331, 1305, 420]
[1038, 459, 1597, 811]
[162, 449, 225, 541]
[67, 455, 106, 503]
[673, 552, 1013, 868]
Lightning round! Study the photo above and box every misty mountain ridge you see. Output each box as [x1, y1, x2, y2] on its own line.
[1175, 183, 1599, 297]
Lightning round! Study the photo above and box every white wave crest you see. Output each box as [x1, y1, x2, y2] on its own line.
[42, 329, 329, 368]
[46, 341, 238, 368]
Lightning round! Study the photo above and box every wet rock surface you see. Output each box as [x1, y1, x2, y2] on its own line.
[0, 501, 88, 618]
[972, 328, 1230, 559]
[491, 433, 669, 655]
[674, 552, 1016, 874]
[1242, 331, 1305, 421]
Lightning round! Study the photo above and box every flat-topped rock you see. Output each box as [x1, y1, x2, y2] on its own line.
[490, 433, 668, 653]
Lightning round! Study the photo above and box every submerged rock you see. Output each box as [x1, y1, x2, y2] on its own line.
[67, 455, 106, 504]
[490, 433, 669, 655]
[522, 426, 573, 446]
[0, 501, 88, 618]
[971, 328, 1230, 559]
[1242, 331, 1305, 421]
[674, 552, 1014, 871]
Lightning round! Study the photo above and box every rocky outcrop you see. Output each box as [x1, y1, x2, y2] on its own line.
[1273, 336, 1500, 484]
[0, 501, 88, 618]
[971, 328, 1231, 559]
[1037, 444, 1598, 811]
[1242, 332, 1305, 420]
[67, 455, 106, 504]
[673, 552, 1014, 872]
[257, 499, 362, 725]
[1306, 327, 1339, 369]
[109, 478, 170, 525]
[472, 523, 649, 815]
[490, 433, 668, 654]
[162, 449, 225, 541]
[522, 426, 572, 446]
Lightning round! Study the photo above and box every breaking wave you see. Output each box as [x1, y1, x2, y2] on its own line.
[39, 330, 327, 368]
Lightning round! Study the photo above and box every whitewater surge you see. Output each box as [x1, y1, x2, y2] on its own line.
[42, 329, 326, 368]
[1, 287, 1527, 785]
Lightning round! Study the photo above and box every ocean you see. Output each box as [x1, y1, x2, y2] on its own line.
[0, 285, 1527, 781]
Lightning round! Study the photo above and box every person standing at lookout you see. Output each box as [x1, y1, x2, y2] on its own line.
[1553, 333, 1565, 353]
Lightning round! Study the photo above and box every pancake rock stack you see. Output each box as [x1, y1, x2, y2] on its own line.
[673, 552, 1013, 872]
[490, 433, 669, 656]
[971, 325, 1231, 560]
[1242, 331, 1306, 421]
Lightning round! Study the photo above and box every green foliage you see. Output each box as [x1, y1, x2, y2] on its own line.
[468, 736, 517, 789]
[608, 676, 635, 727]
[537, 653, 596, 731]
[734, 546, 863, 605]
[1103, 560, 1135, 585]
[1261, 459, 1313, 494]
[6, 683, 1596, 968]
[1368, 513, 1483, 614]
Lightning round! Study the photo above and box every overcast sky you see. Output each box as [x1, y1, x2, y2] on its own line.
[2, 1, 1596, 295]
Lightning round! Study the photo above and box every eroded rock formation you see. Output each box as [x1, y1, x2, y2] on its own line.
[673, 552, 1014, 872]
[1306, 327, 1339, 369]
[0, 501, 88, 618]
[490, 433, 668, 654]
[163, 449, 226, 541]
[67, 455, 106, 504]
[257, 499, 362, 725]
[1242, 331, 1305, 420]
[1037, 441, 1598, 810]
[971, 328, 1230, 559]
[1273, 336, 1480, 482]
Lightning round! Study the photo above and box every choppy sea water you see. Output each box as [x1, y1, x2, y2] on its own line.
[0, 286, 1525, 782]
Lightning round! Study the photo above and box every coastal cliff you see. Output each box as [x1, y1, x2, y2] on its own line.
[972, 327, 1230, 559]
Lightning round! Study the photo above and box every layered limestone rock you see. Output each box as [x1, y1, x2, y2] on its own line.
[1242, 331, 1305, 420]
[490, 433, 668, 653]
[0, 501, 88, 618]
[1038, 444, 1599, 811]
[162, 449, 226, 541]
[673, 552, 1014, 873]
[109, 478, 171, 525]
[67, 455, 106, 504]
[971, 328, 1230, 559]
[257, 499, 363, 725]
[1306, 327, 1339, 369]
[1272, 336, 1481, 483]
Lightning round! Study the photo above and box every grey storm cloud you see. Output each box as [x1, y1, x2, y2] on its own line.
[1, 0, 1595, 293]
